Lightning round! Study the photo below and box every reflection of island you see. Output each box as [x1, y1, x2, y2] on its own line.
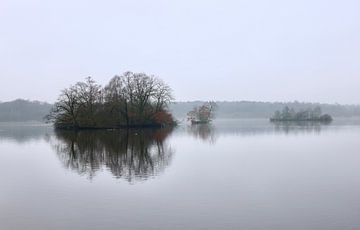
[50, 128, 174, 182]
[178, 118, 342, 138]
[187, 124, 216, 143]
[272, 120, 325, 134]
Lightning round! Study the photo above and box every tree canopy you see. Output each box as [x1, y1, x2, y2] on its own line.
[46, 72, 175, 129]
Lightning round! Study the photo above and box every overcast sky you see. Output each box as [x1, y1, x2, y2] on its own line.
[1, 0, 359, 104]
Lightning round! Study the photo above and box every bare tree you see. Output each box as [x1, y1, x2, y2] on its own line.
[103, 72, 174, 126]
[104, 75, 130, 126]
[154, 78, 173, 112]
[46, 84, 83, 128]
[76, 77, 102, 126]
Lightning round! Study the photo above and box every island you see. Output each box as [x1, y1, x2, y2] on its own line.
[187, 102, 217, 124]
[270, 106, 333, 123]
[46, 72, 176, 129]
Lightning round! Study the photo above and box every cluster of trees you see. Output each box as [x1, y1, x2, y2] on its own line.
[270, 106, 333, 122]
[187, 102, 217, 124]
[46, 72, 175, 129]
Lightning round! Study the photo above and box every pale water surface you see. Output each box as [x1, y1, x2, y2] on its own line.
[1, 119, 360, 230]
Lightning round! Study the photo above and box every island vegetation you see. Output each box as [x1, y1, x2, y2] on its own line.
[187, 102, 217, 124]
[46, 72, 176, 129]
[270, 106, 333, 122]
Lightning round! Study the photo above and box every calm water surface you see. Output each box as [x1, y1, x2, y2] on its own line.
[1, 119, 360, 230]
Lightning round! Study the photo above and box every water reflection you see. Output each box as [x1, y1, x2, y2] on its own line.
[181, 119, 337, 137]
[1, 119, 356, 145]
[187, 124, 217, 143]
[0, 122, 51, 143]
[272, 121, 324, 134]
[49, 128, 174, 182]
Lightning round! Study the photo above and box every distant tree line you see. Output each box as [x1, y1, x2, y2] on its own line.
[46, 72, 175, 129]
[270, 106, 333, 122]
[0, 99, 52, 122]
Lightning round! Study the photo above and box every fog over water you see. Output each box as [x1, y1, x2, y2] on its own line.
[1, 0, 360, 104]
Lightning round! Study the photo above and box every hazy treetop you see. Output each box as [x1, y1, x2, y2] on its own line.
[1, 0, 360, 104]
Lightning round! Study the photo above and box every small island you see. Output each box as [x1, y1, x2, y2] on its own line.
[187, 102, 217, 124]
[270, 106, 333, 123]
[46, 72, 176, 129]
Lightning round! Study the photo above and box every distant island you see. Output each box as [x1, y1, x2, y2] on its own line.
[270, 106, 333, 122]
[187, 102, 217, 124]
[46, 72, 176, 129]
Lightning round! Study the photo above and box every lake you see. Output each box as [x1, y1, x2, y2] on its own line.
[1, 119, 360, 230]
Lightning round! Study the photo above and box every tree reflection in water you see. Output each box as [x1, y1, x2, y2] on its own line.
[272, 121, 326, 134]
[185, 120, 331, 141]
[50, 128, 174, 182]
[187, 124, 217, 143]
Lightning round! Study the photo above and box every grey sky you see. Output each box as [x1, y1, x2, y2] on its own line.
[1, 0, 359, 104]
